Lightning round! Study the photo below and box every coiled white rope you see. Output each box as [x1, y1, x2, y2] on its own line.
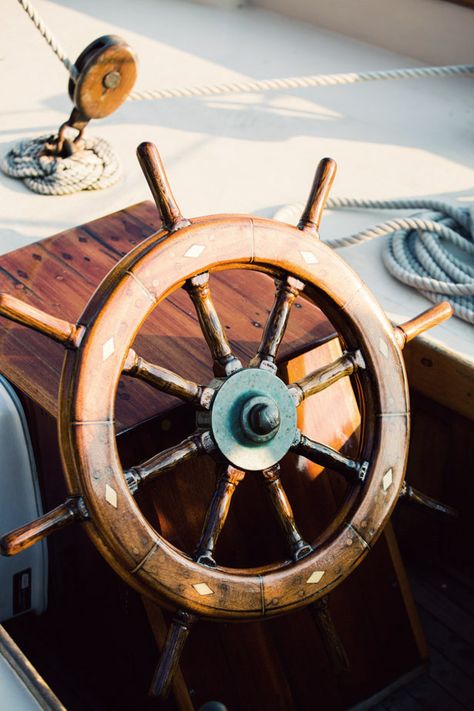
[7, 0, 122, 194]
[0, 134, 121, 195]
[275, 199, 474, 324]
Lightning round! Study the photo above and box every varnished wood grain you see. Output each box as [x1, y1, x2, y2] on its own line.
[149, 610, 196, 699]
[137, 142, 190, 232]
[0, 203, 336, 432]
[0, 293, 83, 347]
[260, 465, 312, 560]
[297, 158, 337, 234]
[288, 349, 364, 405]
[250, 275, 303, 368]
[0, 497, 86, 556]
[394, 302, 453, 349]
[185, 272, 242, 375]
[195, 465, 245, 566]
[124, 348, 206, 405]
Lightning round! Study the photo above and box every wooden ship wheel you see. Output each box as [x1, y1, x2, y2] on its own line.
[0, 142, 453, 702]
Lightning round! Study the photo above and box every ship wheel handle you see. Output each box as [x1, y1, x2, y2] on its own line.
[0, 144, 453, 701]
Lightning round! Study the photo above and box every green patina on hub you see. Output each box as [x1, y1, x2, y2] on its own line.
[211, 368, 297, 471]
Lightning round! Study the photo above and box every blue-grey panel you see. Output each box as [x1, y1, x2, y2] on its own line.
[0, 376, 47, 621]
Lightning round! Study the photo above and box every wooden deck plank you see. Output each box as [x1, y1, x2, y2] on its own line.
[373, 557, 474, 711]
[426, 648, 474, 710]
[408, 559, 474, 619]
[417, 607, 474, 681]
[375, 673, 470, 711]
[408, 576, 474, 648]
[407, 675, 469, 711]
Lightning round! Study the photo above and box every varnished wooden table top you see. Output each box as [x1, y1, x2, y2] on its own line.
[0, 201, 335, 432]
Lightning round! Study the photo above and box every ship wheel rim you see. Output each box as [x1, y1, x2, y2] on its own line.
[58, 215, 409, 620]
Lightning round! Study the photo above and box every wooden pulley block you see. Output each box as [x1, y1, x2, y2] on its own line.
[68, 34, 138, 121]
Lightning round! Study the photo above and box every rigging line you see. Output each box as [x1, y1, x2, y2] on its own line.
[16, 0, 79, 80]
[127, 64, 474, 102]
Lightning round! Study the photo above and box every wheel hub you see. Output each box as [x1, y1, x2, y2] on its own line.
[210, 368, 297, 471]
[241, 395, 281, 442]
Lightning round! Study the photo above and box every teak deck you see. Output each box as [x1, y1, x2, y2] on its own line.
[0, 203, 428, 710]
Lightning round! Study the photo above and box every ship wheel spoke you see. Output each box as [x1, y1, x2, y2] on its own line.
[260, 465, 312, 561]
[149, 610, 197, 700]
[150, 464, 244, 698]
[195, 464, 245, 566]
[288, 349, 365, 406]
[0, 497, 89, 557]
[124, 430, 215, 494]
[0, 293, 84, 347]
[249, 275, 304, 370]
[185, 272, 242, 376]
[310, 596, 350, 677]
[293, 433, 369, 484]
[399, 482, 458, 517]
[123, 348, 214, 409]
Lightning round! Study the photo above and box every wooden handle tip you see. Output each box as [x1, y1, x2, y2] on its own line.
[136, 142, 189, 231]
[298, 157, 337, 234]
[136, 141, 157, 160]
[395, 301, 454, 349]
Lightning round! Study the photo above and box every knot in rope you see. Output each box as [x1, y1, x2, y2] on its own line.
[0, 134, 121, 195]
[275, 198, 474, 324]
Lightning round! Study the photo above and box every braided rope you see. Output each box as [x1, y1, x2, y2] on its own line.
[274, 199, 474, 324]
[16, 0, 78, 80]
[128, 64, 474, 102]
[0, 134, 121, 195]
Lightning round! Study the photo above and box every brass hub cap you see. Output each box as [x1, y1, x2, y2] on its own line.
[210, 368, 297, 471]
[241, 395, 281, 441]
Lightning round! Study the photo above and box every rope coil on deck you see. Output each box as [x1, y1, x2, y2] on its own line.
[0, 134, 121, 195]
[275, 199, 474, 324]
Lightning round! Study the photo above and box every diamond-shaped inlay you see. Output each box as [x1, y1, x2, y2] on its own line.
[193, 582, 214, 596]
[306, 570, 325, 584]
[379, 338, 389, 358]
[184, 244, 205, 259]
[382, 468, 393, 491]
[102, 337, 115, 361]
[300, 250, 318, 265]
[105, 483, 118, 508]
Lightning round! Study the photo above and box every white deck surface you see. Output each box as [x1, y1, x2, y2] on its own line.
[1, 0, 473, 356]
